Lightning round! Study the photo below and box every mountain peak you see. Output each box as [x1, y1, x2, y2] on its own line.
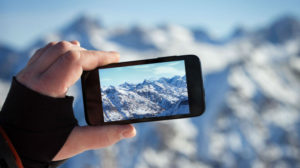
[192, 28, 214, 43]
[62, 15, 102, 35]
[158, 77, 168, 83]
[142, 79, 153, 85]
[272, 15, 299, 26]
[106, 85, 116, 91]
[120, 82, 134, 89]
[230, 26, 248, 39]
[255, 15, 300, 44]
[108, 25, 157, 51]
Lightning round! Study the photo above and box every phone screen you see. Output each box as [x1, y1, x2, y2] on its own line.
[98, 60, 190, 122]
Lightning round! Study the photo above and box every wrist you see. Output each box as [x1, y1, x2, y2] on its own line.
[0, 77, 78, 166]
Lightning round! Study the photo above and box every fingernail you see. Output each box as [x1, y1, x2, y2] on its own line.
[121, 125, 136, 138]
[109, 51, 120, 57]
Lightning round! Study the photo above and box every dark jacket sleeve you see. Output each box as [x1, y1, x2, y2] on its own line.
[0, 77, 78, 168]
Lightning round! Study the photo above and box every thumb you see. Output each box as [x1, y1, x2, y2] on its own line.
[53, 124, 136, 161]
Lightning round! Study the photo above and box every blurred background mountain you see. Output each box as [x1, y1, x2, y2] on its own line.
[1, 1, 300, 168]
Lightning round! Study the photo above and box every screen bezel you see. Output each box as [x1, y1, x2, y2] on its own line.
[81, 55, 205, 125]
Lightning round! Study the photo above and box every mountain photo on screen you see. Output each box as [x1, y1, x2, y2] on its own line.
[99, 60, 189, 122]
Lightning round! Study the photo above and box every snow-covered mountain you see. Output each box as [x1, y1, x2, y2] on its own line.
[102, 75, 188, 122]
[0, 15, 300, 168]
[253, 16, 300, 44]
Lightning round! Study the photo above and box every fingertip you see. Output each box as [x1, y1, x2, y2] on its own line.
[129, 124, 137, 136]
[132, 125, 137, 136]
[109, 51, 120, 62]
[121, 124, 136, 139]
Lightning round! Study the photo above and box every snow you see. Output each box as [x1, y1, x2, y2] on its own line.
[289, 56, 300, 72]
[1, 15, 300, 168]
[102, 75, 189, 122]
[228, 67, 256, 98]
[247, 61, 298, 105]
[163, 119, 197, 156]
[0, 80, 10, 107]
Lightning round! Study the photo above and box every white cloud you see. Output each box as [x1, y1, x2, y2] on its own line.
[102, 78, 112, 82]
[168, 61, 181, 66]
[131, 64, 152, 69]
[154, 66, 185, 76]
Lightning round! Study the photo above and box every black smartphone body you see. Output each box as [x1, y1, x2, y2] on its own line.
[81, 55, 205, 125]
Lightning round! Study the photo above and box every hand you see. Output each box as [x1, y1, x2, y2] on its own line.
[16, 41, 136, 161]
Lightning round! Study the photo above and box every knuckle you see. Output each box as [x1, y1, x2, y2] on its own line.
[101, 131, 118, 147]
[16, 69, 36, 86]
[56, 41, 71, 51]
[48, 41, 56, 47]
[63, 50, 80, 62]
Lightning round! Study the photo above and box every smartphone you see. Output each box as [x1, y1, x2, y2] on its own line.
[81, 55, 205, 125]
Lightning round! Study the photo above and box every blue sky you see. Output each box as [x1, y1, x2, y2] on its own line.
[99, 60, 185, 87]
[1, 0, 300, 49]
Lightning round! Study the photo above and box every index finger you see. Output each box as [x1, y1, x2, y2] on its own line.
[79, 50, 120, 70]
[39, 50, 120, 97]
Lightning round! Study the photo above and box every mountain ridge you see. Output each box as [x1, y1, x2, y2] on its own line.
[102, 75, 188, 122]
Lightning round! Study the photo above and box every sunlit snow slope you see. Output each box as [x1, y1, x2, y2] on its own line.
[102, 75, 189, 122]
